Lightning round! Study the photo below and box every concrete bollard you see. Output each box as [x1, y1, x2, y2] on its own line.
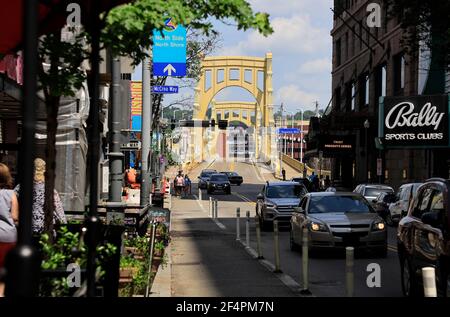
[422, 267, 437, 297]
[209, 197, 213, 217]
[236, 208, 241, 241]
[214, 199, 218, 219]
[301, 227, 310, 294]
[199, 187, 202, 201]
[255, 217, 263, 259]
[346, 247, 354, 297]
[246, 211, 250, 247]
[273, 220, 281, 273]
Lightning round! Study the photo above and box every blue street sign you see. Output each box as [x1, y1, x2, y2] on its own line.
[153, 18, 187, 77]
[152, 85, 179, 94]
[278, 128, 301, 134]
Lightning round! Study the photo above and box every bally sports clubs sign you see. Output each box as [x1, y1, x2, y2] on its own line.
[379, 95, 450, 148]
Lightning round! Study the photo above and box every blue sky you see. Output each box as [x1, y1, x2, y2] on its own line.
[133, 0, 333, 113]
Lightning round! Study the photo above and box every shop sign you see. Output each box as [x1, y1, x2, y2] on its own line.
[380, 95, 449, 148]
[319, 135, 355, 155]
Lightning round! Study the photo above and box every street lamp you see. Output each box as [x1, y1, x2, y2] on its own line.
[364, 119, 370, 183]
[299, 109, 304, 164]
[288, 111, 295, 158]
[173, 108, 180, 120]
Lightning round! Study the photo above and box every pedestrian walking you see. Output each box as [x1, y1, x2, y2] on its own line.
[174, 171, 185, 197]
[184, 174, 192, 197]
[0, 163, 19, 297]
[14, 158, 66, 237]
[282, 168, 286, 181]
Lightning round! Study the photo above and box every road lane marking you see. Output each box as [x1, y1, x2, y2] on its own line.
[250, 158, 266, 182]
[232, 191, 256, 205]
[193, 194, 227, 230]
[238, 239, 306, 296]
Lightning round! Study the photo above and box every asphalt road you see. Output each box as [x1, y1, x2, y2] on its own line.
[189, 158, 403, 297]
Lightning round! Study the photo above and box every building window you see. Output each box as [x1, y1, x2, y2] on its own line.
[359, 74, 369, 107]
[344, 32, 349, 61]
[351, 82, 356, 111]
[394, 54, 405, 95]
[335, 38, 342, 66]
[334, 86, 342, 110]
[376, 64, 387, 102]
[345, 82, 354, 112]
[381, 64, 387, 97]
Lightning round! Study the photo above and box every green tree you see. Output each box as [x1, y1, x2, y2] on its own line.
[37, 0, 272, 237]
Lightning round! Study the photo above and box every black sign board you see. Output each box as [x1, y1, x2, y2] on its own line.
[319, 135, 355, 156]
[380, 95, 449, 148]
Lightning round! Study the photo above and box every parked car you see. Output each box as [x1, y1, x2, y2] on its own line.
[221, 171, 243, 186]
[397, 178, 450, 297]
[388, 183, 423, 226]
[256, 181, 308, 230]
[372, 192, 397, 225]
[291, 177, 312, 191]
[207, 173, 231, 195]
[197, 169, 217, 189]
[290, 192, 387, 257]
[354, 184, 394, 204]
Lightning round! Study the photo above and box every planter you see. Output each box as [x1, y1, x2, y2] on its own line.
[119, 267, 138, 282]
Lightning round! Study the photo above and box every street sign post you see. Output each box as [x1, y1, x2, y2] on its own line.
[277, 128, 301, 134]
[153, 18, 186, 77]
[152, 85, 179, 94]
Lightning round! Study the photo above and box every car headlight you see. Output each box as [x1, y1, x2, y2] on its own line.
[310, 221, 328, 232]
[265, 203, 277, 209]
[372, 221, 386, 231]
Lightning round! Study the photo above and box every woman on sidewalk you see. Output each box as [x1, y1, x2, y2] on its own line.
[0, 163, 19, 296]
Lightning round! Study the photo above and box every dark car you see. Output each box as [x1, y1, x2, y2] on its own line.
[221, 171, 243, 186]
[397, 178, 450, 297]
[256, 181, 308, 230]
[372, 192, 397, 225]
[198, 169, 217, 189]
[291, 177, 312, 191]
[207, 173, 231, 194]
[290, 192, 387, 257]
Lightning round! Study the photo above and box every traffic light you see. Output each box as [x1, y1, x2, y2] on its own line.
[210, 119, 215, 127]
[171, 119, 176, 130]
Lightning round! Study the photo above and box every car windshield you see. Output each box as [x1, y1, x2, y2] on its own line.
[364, 187, 393, 197]
[210, 175, 228, 181]
[266, 185, 307, 198]
[308, 195, 372, 214]
[201, 172, 215, 178]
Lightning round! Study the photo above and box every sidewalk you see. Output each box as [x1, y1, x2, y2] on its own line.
[166, 195, 296, 297]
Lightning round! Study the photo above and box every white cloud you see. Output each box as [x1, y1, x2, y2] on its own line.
[299, 58, 331, 74]
[276, 85, 320, 111]
[220, 15, 330, 57]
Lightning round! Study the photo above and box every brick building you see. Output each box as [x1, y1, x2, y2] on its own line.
[307, 0, 450, 190]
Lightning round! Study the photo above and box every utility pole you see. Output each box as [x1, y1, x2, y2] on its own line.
[140, 51, 152, 206]
[104, 53, 125, 297]
[279, 103, 284, 178]
[300, 109, 304, 164]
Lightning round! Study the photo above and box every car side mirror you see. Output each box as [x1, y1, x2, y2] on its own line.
[372, 199, 377, 204]
[293, 207, 304, 214]
[421, 212, 440, 228]
[257, 194, 263, 200]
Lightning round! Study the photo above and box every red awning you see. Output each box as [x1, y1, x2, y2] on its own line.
[0, 0, 132, 55]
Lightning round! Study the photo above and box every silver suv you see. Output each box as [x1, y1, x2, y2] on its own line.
[256, 181, 308, 231]
[354, 184, 394, 204]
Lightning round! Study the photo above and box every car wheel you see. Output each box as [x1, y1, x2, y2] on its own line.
[289, 228, 300, 252]
[401, 256, 419, 297]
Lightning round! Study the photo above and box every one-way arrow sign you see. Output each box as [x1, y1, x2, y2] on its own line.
[163, 64, 176, 76]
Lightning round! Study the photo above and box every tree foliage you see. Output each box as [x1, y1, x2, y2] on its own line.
[388, 0, 450, 68]
[103, 0, 272, 64]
